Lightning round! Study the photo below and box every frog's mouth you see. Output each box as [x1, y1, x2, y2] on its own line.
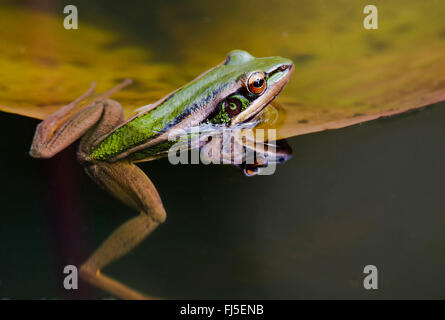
[231, 63, 294, 125]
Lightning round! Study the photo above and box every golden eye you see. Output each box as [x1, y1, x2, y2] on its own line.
[247, 72, 266, 95]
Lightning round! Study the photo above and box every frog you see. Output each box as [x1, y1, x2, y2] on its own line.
[29, 50, 294, 299]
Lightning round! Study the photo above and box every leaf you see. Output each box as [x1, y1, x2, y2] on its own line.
[0, 1, 444, 140]
[0, 6, 180, 119]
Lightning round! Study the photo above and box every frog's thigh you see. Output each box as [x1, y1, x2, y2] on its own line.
[77, 99, 124, 156]
[80, 161, 166, 299]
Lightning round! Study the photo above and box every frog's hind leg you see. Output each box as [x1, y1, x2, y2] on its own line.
[29, 79, 131, 159]
[79, 161, 166, 300]
[28, 80, 161, 299]
[80, 163, 166, 300]
[76, 100, 166, 300]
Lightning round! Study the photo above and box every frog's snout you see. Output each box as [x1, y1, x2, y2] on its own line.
[279, 63, 294, 72]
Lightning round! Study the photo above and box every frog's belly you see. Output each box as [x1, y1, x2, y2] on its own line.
[129, 140, 177, 162]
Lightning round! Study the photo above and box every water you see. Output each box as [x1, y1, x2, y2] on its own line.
[1, 100, 445, 299]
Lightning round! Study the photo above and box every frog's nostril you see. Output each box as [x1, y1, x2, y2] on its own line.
[279, 64, 295, 72]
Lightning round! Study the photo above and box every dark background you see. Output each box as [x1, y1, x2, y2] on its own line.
[1, 101, 445, 299]
[0, 0, 444, 299]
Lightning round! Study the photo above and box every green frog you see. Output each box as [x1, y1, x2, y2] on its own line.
[29, 50, 294, 299]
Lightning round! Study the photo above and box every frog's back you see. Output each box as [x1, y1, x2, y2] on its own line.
[88, 67, 238, 161]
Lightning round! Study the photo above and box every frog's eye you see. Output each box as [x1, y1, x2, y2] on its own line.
[210, 94, 249, 124]
[223, 97, 243, 117]
[247, 72, 266, 95]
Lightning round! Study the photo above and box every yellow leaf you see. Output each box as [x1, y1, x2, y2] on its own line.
[0, 1, 444, 140]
